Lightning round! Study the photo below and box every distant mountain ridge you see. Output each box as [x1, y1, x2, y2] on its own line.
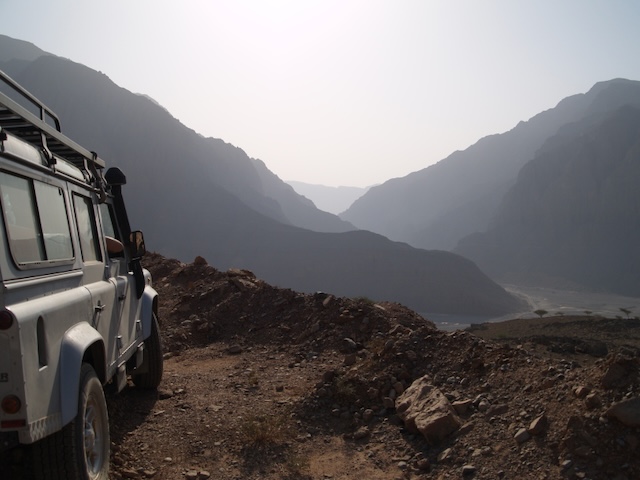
[0, 34, 523, 315]
[287, 181, 370, 215]
[341, 77, 640, 295]
[341, 78, 640, 251]
[0, 35, 355, 236]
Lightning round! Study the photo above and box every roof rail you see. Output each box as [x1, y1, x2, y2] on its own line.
[0, 68, 105, 170]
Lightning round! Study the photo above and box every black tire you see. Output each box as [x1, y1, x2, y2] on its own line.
[131, 314, 164, 389]
[33, 363, 110, 480]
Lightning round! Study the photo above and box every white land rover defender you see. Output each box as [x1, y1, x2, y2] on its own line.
[0, 70, 162, 479]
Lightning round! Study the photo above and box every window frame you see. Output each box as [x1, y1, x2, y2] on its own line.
[0, 170, 76, 270]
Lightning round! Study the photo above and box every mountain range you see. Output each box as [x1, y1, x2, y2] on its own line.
[341, 79, 640, 248]
[0, 34, 523, 315]
[342, 77, 640, 296]
[6, 33, 635, 307]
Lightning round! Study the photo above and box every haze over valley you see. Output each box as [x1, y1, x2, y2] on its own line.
[286, 181, 370, 215]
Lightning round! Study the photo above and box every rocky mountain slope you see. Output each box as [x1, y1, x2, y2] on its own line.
[0, 37, 353, 236]
[456, 105, 640, 296]
[5, 254, 637, 480]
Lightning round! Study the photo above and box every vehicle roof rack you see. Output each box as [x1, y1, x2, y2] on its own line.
[0, 69, 105, 170]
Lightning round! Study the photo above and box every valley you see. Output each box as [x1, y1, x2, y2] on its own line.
[428, 284, 640, 331]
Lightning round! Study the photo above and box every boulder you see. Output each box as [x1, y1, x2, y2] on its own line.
[605, 397, 640, 427]
[396, 375, 462, 444]
[601, 356, 639, 389]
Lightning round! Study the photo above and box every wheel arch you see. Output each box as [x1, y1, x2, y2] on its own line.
[140, 285, 158, 339]
[59, 323, 106, 426]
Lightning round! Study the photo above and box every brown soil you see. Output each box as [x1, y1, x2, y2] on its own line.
[3, 253, 640, 479]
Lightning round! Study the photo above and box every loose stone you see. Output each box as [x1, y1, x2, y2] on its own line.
[514, 427, 530, 444]
[462, 464, 476, 476]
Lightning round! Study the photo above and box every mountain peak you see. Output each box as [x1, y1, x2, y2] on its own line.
[587, 77, 639, 95]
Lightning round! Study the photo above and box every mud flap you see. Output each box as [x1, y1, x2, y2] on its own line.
[116, 363, 127, 392]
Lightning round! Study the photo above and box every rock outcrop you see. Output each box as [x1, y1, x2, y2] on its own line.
[396, 376, 463, 444]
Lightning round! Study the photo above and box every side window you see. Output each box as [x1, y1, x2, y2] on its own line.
[0, 171, 73, 265]
[0, 173, 44, 262]
[73, 194, 102, 262]
[99, 203, 118, 239]
[35, 182, 74, 260]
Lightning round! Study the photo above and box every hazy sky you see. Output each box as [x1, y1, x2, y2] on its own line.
[3, 1, 640, 187]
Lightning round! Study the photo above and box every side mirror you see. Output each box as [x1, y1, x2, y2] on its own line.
[129, 230, 146, 258]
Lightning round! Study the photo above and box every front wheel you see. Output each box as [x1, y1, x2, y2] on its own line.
[131, 314, 164, 389]
[33, 363, 110, 480]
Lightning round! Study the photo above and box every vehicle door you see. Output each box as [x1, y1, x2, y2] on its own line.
[70, 190, 120, 370]
[98, 201, 141, 366]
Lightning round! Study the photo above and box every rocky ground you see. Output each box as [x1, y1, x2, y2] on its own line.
[3, 253, 640, 479]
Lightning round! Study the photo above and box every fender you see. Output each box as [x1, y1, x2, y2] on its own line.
[140, 281, 158, 340]
[59, 323, 105, 425]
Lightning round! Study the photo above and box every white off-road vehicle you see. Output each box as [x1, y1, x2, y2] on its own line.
[0, 69, 162, 479]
